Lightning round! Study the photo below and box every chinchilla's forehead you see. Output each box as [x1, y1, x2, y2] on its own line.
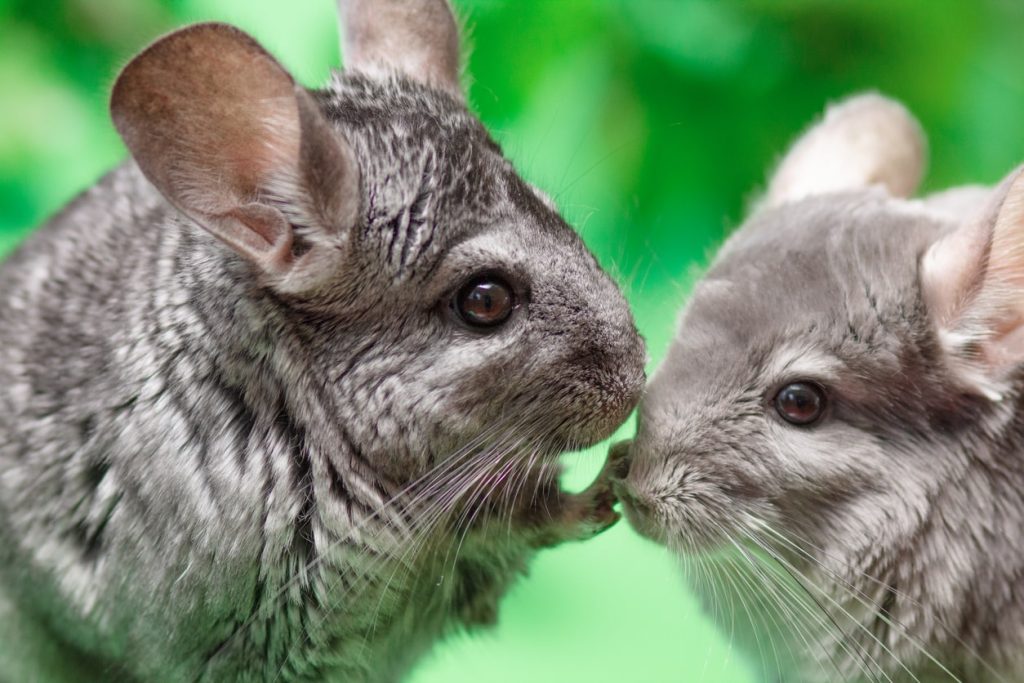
[313, 72, 580, 255]
[708, 192, 944, 327]
[653, 193, 949, 399]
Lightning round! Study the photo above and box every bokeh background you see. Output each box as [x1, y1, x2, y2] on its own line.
[3, 1, 1024, 681]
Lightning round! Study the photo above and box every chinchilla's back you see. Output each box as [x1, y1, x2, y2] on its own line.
[0, 162, 160, 385]
[0, 161, 265, 675]
[0, 163, 166, 494]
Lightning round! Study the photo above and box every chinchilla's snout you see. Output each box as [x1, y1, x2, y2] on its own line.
[613, 436, 667, 543]
[607, 321, 647, 423]
[598, 282, 648, 423]
[570, 315, 646, 446]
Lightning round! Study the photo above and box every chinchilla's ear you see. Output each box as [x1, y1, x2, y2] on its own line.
[922, 167, 1024, 397]
[763, 93, 927, 208]
[339, 0, 462, 98]
[111, 23, 360, 292]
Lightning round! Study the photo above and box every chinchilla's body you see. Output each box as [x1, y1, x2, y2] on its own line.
[0, 2, 645, 681]
[620, 95, 1024, 682]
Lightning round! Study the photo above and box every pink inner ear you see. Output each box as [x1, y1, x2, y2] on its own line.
[112, 22, 359, 290]
[920, 212, 991, 330]
[987, 175, 1024, 292]
[198, 100, 302, 202]
[111, 24, 311, 265]
[922, 168, 1024, 381]
[113, 26, 304, 206]
[219, 203, 295, 272]
[227, 203, 291, 248]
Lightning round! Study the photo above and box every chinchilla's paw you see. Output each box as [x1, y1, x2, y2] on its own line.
[570, 475, 621, 540]
[527, 453, 624, 549]
[562, 446, 632, 541]
[606, 439, 632, 481]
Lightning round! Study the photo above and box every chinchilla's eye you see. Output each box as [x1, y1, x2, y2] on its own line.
[774, 382, 826, 425]
[452, 275, 515, 328]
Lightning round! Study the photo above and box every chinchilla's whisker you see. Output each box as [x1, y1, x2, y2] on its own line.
[696, 552, 735, 675]
[692, 557, 721, 681]
[387, 447, 504, 562]
[714, 522, 812, 681]
[528, 451, 557, 512]
[445, 419, 565, 570]
[754, 561, 861, 682]
[732, 527, 889, 683]
[722, 530, 847, 682]
[400, 417, 531, 514]
[674, 549, 714, 683]
[751, 519, 980, 682]
[717, 551, 775, 678]
[415, 446, 516, 554]
[444, 447, 523, 570]
[390, 420, 535, 532]
[740, 560, 838, 682]
[314, 433, 501, 572]
[343, 425, 496, 535]
[719, 537, 802, 681]
[278, 443, 516, 679]
[404, 432, 531, 580]
[403, 443, 508, 535]
[275, 412, 578, 680]
[745, 529, 940, 683]
[750, 519, 1007, 683]
[340, 418, 510, 537]
[690, 550, 726, 661]
[362, 456, 503, 644]
[214, 418, 530, 678]
[754, 537, 900, 683]
[705, 542, 748, 668]
[677, 534, 738, 681]
[476, 421, 557, 520]
[373, 427, 538, 582]
[511, 424, 562, 529]
[501, 445, 538, 540]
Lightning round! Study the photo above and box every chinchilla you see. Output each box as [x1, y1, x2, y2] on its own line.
[618, 93, 1024, 682]
[0, 1, 646, 681]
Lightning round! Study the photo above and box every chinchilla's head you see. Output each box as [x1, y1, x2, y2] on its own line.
[109, 0, 645, 488]
[623, 93, 1024, 583]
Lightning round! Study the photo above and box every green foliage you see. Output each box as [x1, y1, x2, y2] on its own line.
[2, 1, 1023, 681]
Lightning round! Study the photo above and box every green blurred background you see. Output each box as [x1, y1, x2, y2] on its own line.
[3, 1, 1024, 681]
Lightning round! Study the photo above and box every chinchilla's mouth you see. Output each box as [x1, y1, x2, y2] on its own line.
[614, 483, 666, 543]
[621, 506, 669, 546]
[615, 479, 750, 555]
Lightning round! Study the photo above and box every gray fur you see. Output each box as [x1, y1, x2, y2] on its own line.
[623, 97, 1024, 682]
[0, 5, 645, 682]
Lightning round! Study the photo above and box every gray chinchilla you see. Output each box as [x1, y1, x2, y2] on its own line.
[620, 93, 1024, 682]
[0, 1, 645, 681]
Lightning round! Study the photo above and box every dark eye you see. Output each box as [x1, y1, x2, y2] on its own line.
[452, 276, 516, 328]
[774, 382, 826, 425]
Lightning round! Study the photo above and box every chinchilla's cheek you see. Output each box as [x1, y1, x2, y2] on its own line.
[426, 266, 645, 451]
